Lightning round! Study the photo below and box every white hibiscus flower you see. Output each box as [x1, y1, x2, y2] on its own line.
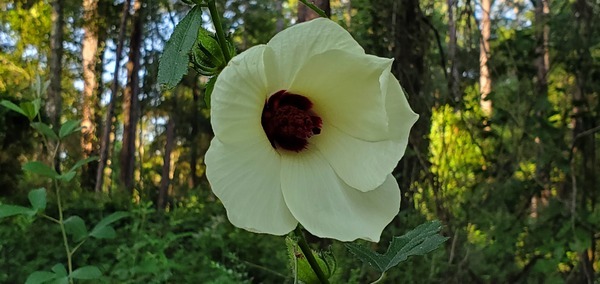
[204, 18, 418, 242]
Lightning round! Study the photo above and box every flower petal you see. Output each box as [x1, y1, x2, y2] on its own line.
[385, 73, 419, 140]
[211, 44, 276, 144]
[205, 138, 297, 235]
[289, 49, 393, 141]
[280, 149, 401, 242]
[266, 18, 364, 90]
[311, 74, 419, 192]
[312, 122, 399, 192]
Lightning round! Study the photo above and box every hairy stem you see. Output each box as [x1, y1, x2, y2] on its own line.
[207, 0, 231, 62]
[294, 227, 329, 284]
[299, 0, 328, 18]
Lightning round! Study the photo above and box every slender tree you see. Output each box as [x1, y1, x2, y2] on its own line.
[95, 0, 131, 192]
[120, 0, 143, 192]
[447, 0, 460, 102]
[47, 0, 65, 172]
[479, 0, 492, 117]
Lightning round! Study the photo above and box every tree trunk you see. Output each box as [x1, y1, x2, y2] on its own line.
[447, 0, 460, 102]
[188, 77, 201, 189]
[119, 0, 143, 193]
[572, 0, 597, 281]
[47, 0, 64, 172]
[275, 0, 284, 32]
[95, 0, 131, 193]
[297, 0, 330, 22]
[81, 0, 100, 190]
[531, 0, 551, 215]
[479, 0, 492, 117]
[158, 116, 175, 209]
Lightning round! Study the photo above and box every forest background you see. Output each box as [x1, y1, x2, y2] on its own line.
[0, 0, 599, 283]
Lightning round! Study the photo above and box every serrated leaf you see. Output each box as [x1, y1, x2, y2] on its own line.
[23, 161, 58, 179]
[56, 171, 76, 182]
[0, 204, 36, 218]
[51, 264, 67, 277]
[63, 216, 88, 242]
[70, 266, 102, 280]
[0, 100, 27, 117]
[28, 188, 47, 211]
[346, 220, 449, 273]
[31, 122, 59, 141]
[204, 75, 217, 108]
[25, 271, 57, 284]
[158, 5, 203, 90]
[68, 156, 99, 173]
[59, 119, 82, 138]
[89, 225, 116, 239]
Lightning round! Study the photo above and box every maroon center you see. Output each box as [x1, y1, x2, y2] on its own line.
[261, 90, 322, 152]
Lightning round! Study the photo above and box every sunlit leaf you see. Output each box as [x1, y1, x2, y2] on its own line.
[158, 5, 203, 89]
[0, 100, 27, 117]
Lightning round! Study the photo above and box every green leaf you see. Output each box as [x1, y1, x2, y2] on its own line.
[56, 171, 76, 182]
[51, 277, 69, 284]
[25, 271, 57, 284]
[59, 119, 82, 138]
[204, 75, 217, 108]
[0, 204, 36, 218]
[89, 226, 116, 239]
[346, 220, 449, 273]
[51, 264, 67, 277]
[23, 161, 59, 179]
[31, 122, 59, 141]
[68, 156, 99, 173]
[20, 101, 38, 120]
[63, 216, 88, 242]
[89, 211, 129, 239]
[158, 5, 203, 89]
[28, 188, 47, 211]
[286, 237, 333, 284]
[0, 100, 27, 117]
[70, 266, 102, 280]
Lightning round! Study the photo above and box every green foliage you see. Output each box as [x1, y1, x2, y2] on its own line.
[158, 5, 203, 89]
[346, 221, 448, 274]
[286, 236, 335, 284]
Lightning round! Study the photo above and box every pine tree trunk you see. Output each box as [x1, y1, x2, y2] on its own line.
[120, 0, 143, 193]
[297, 0, 330, 22]
[479, 0, 492, 117]
[95, 0, 131, 193]
[47, 0, 64, 172]
[81, 0, 100, 190]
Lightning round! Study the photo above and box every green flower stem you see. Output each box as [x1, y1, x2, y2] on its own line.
[56, 182, 74, 284]
[299, 0, 328, 18]
[294, 227, 329, 284]
[40, 214, 60, 224]
[207, 0, 232, 63]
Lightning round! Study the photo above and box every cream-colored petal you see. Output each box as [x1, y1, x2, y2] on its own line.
[312, 122, 400, 192]
[289, 49, 393, 141]
[385, 73, 419, 141]
[280, 149, 400, 242]
[211, 45, 276, 145]
[266, 18, 365, 90]
[205, 138, 297, 235]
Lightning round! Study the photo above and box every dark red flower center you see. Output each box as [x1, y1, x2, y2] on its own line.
[261, 90, 322, 152]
